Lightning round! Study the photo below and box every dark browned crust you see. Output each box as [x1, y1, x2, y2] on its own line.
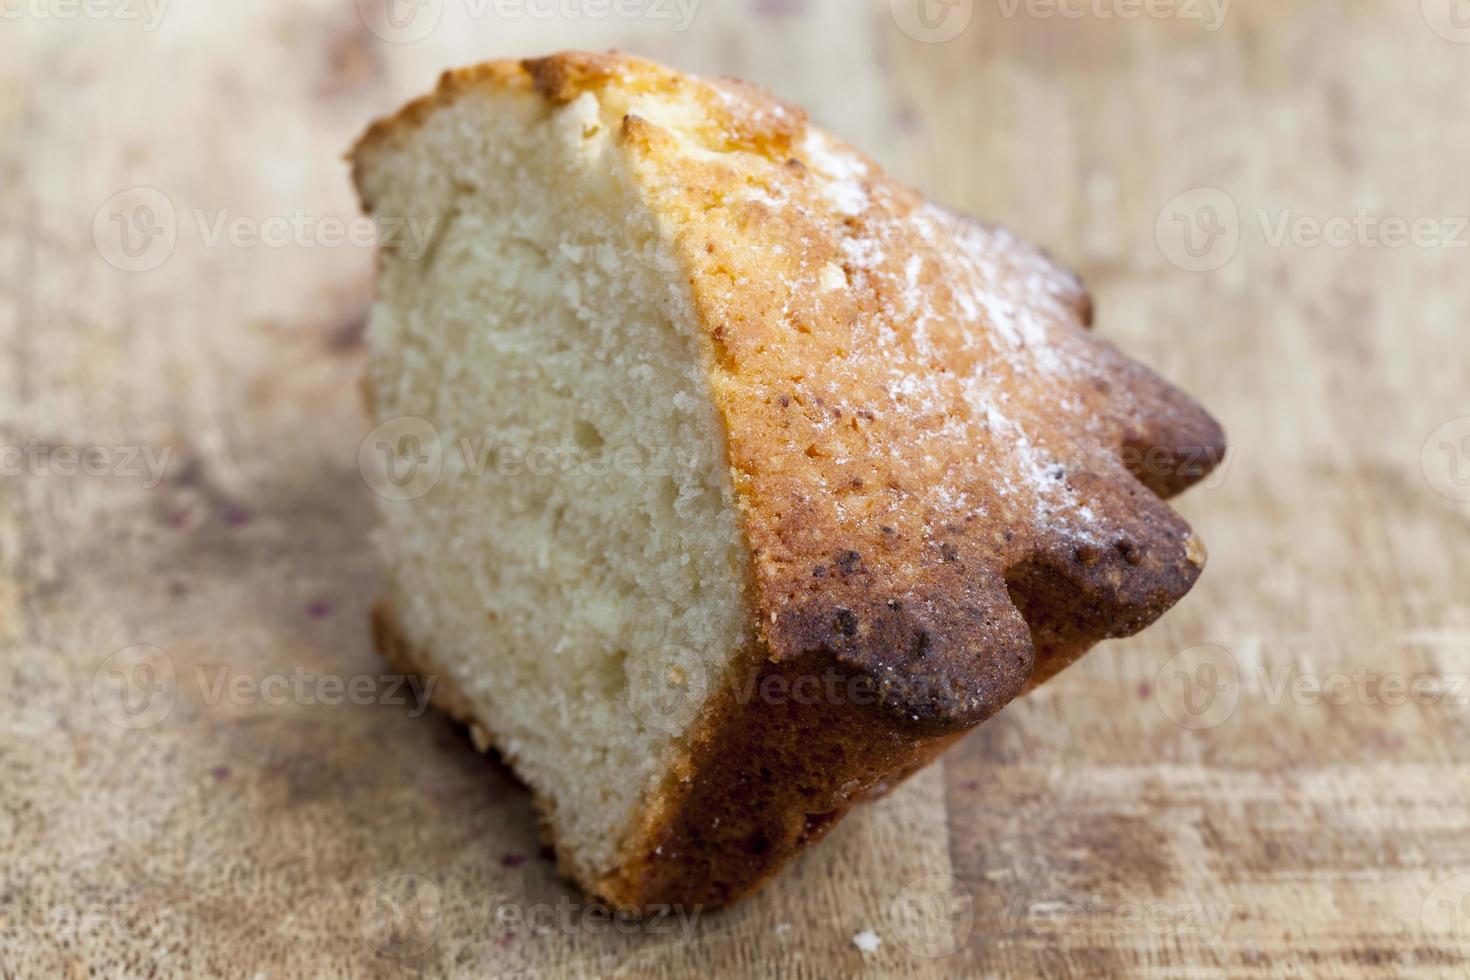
[354, 52, 1226, 910]
[374, 599, 960, 910]
[597, 650, 965, 908]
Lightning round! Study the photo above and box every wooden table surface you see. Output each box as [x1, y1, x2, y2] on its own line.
[4, 1, 1469, 976]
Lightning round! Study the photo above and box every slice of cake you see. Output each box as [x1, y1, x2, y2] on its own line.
[351, 52, 1225, 909]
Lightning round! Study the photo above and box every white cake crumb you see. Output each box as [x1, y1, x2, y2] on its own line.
[852, 930, 882, 953]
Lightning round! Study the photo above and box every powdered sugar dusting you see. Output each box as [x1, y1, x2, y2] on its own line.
[778, 140, 1109, 544]
[982, 404, 1103, 546]
[656, 87, 1157, 590]
[802, 130, 870, 217]
[841, 236, 885, 269]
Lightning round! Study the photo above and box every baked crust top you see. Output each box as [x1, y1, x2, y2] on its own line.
[352, 51, 1226, 736]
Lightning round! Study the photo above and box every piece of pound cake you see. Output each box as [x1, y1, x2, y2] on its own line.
[351, 52, 1226, 910]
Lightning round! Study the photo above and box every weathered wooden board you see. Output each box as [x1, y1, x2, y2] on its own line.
[3, 1, 1468, 977]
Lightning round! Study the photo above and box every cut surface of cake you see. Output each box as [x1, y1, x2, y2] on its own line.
[352, 51, 1226, 909]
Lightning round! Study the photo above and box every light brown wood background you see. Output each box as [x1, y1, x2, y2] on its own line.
[3, 1, 1469, 976]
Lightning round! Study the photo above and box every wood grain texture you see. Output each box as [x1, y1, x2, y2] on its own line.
[2, 1, 1467, 977]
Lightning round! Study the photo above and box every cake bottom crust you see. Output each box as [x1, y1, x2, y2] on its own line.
[370, 601, 959, 910]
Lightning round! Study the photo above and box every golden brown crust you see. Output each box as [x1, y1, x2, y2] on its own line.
[606, 68, 1224, 731]
[348, 60, 529, 200]
[351, 52, 806, 189]
[354, 52, 1226, 910]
